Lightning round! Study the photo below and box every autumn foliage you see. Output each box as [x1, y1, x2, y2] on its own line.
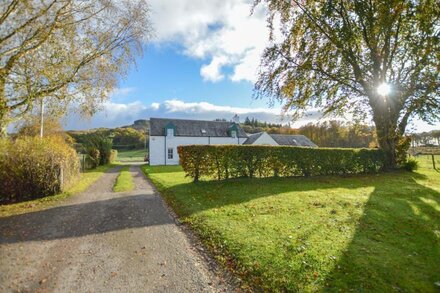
[0, 136, 80, 203]
[178, 145, 384, 182]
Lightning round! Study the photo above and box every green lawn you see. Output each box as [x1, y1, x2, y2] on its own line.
[0, 164, 116, 217]
[113, 166, 135, 192]
[117, 149, 147, 162]
[143, 156, 440, 292]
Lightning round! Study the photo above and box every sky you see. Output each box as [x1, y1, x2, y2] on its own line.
[64, 0, 439, 132]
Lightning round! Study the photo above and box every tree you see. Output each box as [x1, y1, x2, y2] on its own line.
[0, 0, 152, 136]
[254, 0, 439, 168]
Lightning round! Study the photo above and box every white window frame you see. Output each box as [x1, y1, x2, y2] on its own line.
[231, 130, 237, 138]
[167, 128, 174, 137]
[167, 147, 174, 159]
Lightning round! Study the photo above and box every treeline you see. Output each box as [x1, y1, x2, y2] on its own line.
[68, 127, 147, 150]
[411, 130, 440, 146]
[241, 118, 377, 148]
[243, 117, 283, 129]
[298, 121, 377, 148]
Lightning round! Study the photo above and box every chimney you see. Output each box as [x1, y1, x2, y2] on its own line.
[232, 114, 240, 123]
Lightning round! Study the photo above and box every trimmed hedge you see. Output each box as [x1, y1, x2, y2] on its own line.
[177, 145, 385, 182]
[0, 136, 80, 203]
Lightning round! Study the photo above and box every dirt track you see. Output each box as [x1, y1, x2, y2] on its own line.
[0, 165, 231, 292]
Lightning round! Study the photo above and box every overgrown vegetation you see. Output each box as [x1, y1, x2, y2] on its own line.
[0, 136, 79, 203]
[113, 166, 134, 192]
[143, 157, 440, 292]
[178, 145, 384, 182]
[69, 127, 147, 151]
[80, 134, 116, 168]
[0, 164, 115, 217]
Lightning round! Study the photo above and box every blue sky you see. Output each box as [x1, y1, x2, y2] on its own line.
[114, 44, 263, 108]
[65, 0, 438, 132]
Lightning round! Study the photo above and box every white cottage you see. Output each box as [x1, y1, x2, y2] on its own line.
[148, 117, 317, 166]
[149, 118, 248, 165]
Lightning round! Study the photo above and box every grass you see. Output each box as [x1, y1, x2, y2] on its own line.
[113, 165, 135, 192]
[117, 149, 147, 162]
[0, 164, 116, 217]
[142, 157, 440, 292]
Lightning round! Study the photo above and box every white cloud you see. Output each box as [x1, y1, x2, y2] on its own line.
[109, 87, 136, 97]
[64, 99, 299, 130]
[200, 56, 227, 81]
[63, 99, 439, 133]
[149, 0, 270, 83]
[150, 102, 160, 110]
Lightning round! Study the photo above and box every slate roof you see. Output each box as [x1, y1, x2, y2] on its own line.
[242, 132, 264, 144]
[149, 118, 248, 137]
[269, 134, 317, 147]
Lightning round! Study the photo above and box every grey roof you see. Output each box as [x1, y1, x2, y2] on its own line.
[149, 118, 247, 137]
[269, 134, 317, 147]
[243, 132, 264, 144]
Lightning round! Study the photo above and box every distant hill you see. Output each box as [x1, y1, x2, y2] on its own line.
[121, 119, 149, 132]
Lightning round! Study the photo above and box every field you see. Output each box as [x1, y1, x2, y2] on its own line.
[143, 156, 440, 292]
[117, 149, 147, 162]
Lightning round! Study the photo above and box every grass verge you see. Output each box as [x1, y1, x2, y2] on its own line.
[0, 164, 116, 217]
[142, 157, 440, 292]
[113, 165, 135, 192]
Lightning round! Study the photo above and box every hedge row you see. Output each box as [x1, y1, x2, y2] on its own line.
[0, 136, 80, 203]
[177, 145, 385, 182]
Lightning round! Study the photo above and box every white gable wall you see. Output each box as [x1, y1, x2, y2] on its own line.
[252, 132, 279, 146]
[149, 135, 247, 166]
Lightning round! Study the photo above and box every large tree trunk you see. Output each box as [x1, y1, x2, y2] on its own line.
[375, 122, 398, 169]
[370, 95, 401, 170]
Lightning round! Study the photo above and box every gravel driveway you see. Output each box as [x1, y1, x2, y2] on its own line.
[0, 165, 231, 292]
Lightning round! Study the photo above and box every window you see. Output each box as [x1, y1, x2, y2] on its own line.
[167, 128, 174, 137]
[231, 130, 237, 138]
[167, 148, 173, 159]
[201, 129, 206, 134]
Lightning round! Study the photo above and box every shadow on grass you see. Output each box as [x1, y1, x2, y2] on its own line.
[323, 174, 440, 291]
[153, 170, 440, 291]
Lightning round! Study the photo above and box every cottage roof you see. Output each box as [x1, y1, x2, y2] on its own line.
[149, 118, 247, 137]
[242, 132, 264, 144]
[269, 134, 317, 147]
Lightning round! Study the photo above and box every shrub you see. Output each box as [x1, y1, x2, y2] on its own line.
[178, 145, 385, 182]
[401, 157, 419, 172]
[110, 149, 118, 163]
[82, 134, 113, 167]
[0, 136, 80, 203]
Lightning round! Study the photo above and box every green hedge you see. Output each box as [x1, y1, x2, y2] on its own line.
[0, 136, 80, 203]
[177, 145, 385, 182]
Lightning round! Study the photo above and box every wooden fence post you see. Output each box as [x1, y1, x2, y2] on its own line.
[432, 154, 436, 170]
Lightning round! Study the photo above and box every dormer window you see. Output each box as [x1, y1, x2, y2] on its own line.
[201, 129, 207, 134]
[231, 130, 237, 138]
[164, 122, 176, 137]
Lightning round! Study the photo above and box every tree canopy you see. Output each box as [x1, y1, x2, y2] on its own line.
[0, 0, 152, 135]
[254, 0, 439, 167]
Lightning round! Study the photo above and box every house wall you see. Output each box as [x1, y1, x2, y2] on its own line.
[149, 135, 247, 166]
[252, 132, 278, 146]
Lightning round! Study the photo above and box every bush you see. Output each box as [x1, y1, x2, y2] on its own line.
[0, 136, 80, 203]
[178, 145, 385, 182]
[82, 134, 113, 167]
[110, 149, 118, 163]
[401, 157, 419, 171]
